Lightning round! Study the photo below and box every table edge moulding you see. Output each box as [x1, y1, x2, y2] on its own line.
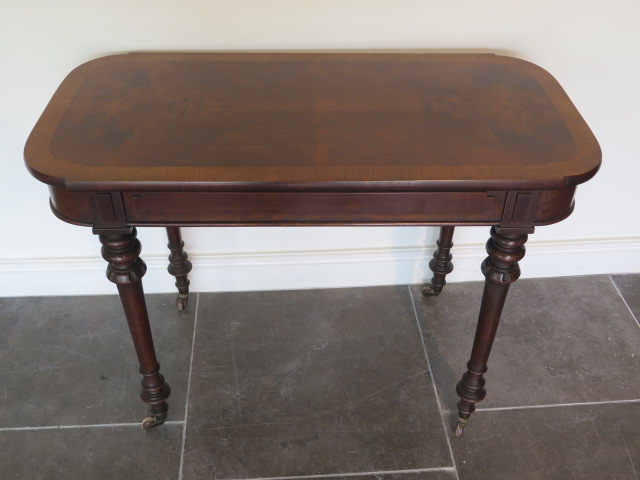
[23, 52, 601, 437]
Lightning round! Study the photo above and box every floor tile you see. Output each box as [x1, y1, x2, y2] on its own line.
[0, 423, 182, 480]
[450, 402, 640, 480]
[411, 276, 640, 412]
[612, 274, 640, 321]
[182, 286, 452, 479]
[0, 294, 195, 427]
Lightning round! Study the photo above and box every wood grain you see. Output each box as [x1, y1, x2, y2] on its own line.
[25, 52, 601, 193]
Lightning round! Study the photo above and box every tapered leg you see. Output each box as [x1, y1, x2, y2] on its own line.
[99, 228, 171, 429]
[166, 227, 192, 311]
[423, 226, 455, 296]
[454, 227, 528, 436]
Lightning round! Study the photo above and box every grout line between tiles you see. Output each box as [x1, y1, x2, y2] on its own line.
[178, 292, 200, 480]
[475, 397, 640, 413]
[222, 466, 458, 480]
[609, 275, 640, 329]
[0, 420, 185, 432]
[620, 430, 639, 480]
[408, 285, 460, 480]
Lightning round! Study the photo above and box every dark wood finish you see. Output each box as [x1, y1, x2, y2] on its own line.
[47, 185, 580, 228]
[26, 52, 600, 193]
[454, 227, 528, 436]
[423, 226, 455, 296]
[123, 191, 507, 225]
[166, 227, 192, 310]
[24, 53, 601, 434]
[99, 228, 170, 427]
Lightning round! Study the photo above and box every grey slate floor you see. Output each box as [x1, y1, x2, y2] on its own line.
[1, 273, 639, 479]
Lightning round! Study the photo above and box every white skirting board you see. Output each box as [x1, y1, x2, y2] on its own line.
[1, 237, 639, 297]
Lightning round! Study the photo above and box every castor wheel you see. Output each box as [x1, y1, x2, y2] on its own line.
[176, 294, 188, 311]
[422, 284, 441, 296]
[142, 416, 165, 430]
[454, 417, 467, 437]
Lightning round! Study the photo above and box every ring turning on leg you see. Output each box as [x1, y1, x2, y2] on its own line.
[139, 364, 171, 429]
[423, 226, 455, 296]
[166, 227, 192, 310]
[99, 228, 171, 428]
[454, 226, 528, 436]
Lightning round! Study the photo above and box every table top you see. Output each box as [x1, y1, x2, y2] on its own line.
[25, 52, 600, 193]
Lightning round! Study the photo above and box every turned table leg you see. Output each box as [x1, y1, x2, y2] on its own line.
[166, 227, 192, 311]
[423, 226, 455, 296]
[99, 227, 171, 429]
[454, 226, 528, 436]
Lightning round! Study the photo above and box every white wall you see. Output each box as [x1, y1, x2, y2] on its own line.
[1, 1, 639, 297]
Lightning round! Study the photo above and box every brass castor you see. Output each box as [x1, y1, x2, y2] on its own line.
[422, 284, 441, 296]
[176, 294, 188, 311]
[142, 416, 165, 430]
[454, 417, 467, 437]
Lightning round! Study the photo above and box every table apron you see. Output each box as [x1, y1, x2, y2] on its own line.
[120, 191, 506, 224]
[48, 187, 576, 228]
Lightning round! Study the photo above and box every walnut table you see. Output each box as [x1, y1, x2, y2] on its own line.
[24, 52, 601, 435]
